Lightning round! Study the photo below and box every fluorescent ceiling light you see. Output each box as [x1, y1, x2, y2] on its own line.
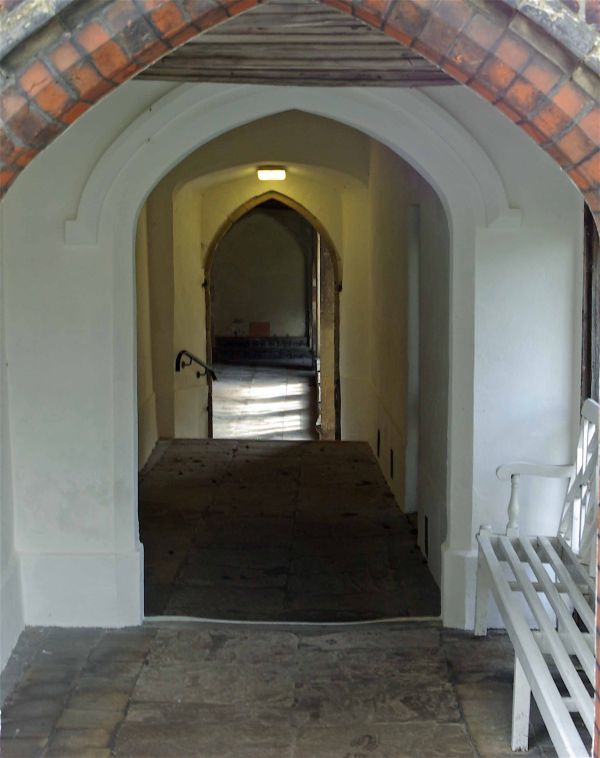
[257, 167, 286, 181]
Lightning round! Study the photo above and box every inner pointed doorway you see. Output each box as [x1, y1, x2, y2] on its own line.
[205, 194, 340, 440]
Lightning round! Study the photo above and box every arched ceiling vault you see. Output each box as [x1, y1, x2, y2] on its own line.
[0, 0, 599, 226]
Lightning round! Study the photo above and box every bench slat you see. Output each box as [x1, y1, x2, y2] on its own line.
[508, 580, 589, 593]
[540, 537, 595, 633]
[532, 630, 594, 656]
[520, 536, 594, 683]
[556, 536, 595, 594]
[498, 536, 593, 736]
[477, 533, 588, 757]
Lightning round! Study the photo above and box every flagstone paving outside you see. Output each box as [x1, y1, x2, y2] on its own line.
[0, 621, 566, 757]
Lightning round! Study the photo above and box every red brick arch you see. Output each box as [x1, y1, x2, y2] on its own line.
[0, 0, 599, 223]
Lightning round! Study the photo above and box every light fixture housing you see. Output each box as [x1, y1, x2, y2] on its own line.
[257, 167, 286, 181]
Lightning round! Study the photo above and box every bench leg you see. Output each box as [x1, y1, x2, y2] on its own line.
[512, 655, 531, 752]
[474, 552, 490, 636]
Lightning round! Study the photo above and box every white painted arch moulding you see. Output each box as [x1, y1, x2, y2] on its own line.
[65, 85, 519, 246]
[79, 83, 521, 629]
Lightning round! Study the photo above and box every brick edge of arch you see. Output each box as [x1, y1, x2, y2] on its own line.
[0, 0, 598, 217]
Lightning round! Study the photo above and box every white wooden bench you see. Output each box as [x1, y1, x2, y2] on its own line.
[475, 399, 599, 757]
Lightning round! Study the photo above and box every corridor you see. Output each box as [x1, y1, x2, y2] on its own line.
[211, 364, 318, 440]
[140, 439, 440, 620]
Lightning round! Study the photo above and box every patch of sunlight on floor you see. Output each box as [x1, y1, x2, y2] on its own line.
[212, 364, 318, 440]
[246, 383, 308, 399]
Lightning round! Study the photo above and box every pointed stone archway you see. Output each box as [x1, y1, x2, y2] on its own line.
[35, 83, 500, 630]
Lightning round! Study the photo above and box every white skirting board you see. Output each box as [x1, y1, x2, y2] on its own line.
[441, 546, 478, 629]
[19, 549, 143, 628]
[440, 547, 540, 630]
[0, 552, 24, 672]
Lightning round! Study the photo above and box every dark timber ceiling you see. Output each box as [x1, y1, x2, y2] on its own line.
[138, 0, 456, 87]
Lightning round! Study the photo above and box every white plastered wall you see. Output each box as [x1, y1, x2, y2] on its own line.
[0, 83, 171, 635]
[426, 88, 583, 607]
[135, 205, 158, 469]
[417, 183, 450, 586]
[0, 81, 583, 663]
[0, 218, 24, 672]
[367, 140, 421, 507]
[172, 183, 206, 439]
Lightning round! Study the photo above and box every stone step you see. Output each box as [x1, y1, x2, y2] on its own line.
[214, 354, 314, 368]
[213, 336, 314, 367]
[215, 336, 309, 348]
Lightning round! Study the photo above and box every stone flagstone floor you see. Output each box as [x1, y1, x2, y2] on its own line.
[0, 620, 567, 758]
[140, 439, 440, 620]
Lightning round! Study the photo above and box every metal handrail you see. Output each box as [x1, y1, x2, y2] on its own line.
[175, 350, 217, 381]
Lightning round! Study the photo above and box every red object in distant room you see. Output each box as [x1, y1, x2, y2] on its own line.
[249, 322, 270, 337]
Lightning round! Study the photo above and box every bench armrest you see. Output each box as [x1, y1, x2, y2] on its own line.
[496, 463, 574, 481]
[495, 463, 574, 536]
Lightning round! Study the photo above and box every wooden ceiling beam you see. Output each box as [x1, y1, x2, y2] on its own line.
[138, 0, 456, 88]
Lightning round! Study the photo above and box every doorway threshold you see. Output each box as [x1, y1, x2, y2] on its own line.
[144, 614, 442, 629]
